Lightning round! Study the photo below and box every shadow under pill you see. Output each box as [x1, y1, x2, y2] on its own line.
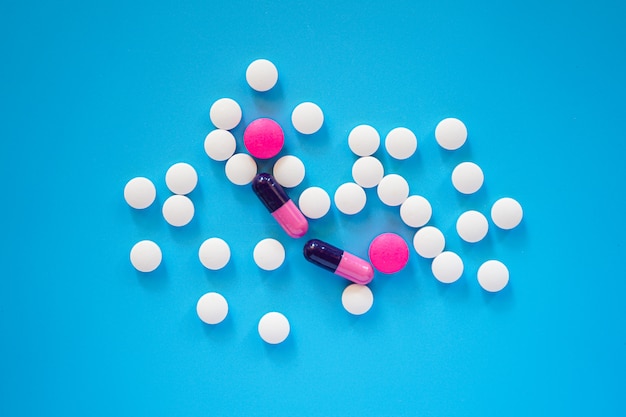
[136, 263, 169, 291]
[129, 200, 164, 230]
[201, 313, 236, 340]
[203, 261, 237, 288]
[481, 284, 515, 311]
[252, 83, 285, 114]
[263, 331, 297, 363]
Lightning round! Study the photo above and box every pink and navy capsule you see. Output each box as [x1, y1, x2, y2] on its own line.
[303, 239, 374, 285]
[252, 173, 308, 238]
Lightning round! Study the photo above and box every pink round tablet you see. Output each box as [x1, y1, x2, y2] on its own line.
[243, 118, 284, 159]
[368, 233, 409, 274]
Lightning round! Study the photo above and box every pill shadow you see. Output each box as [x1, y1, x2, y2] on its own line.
[203, 261, 238, 290]
[251, 82, 285, 114]
[201, 312, 236, 340]
[136, 263, 169, 291]
[438, 139, 475, 163]
[258, 261, 293, 291]
[481, 283, 515, 311]
[435, 272, 471, 301]
[491, 221, 528, 251]
[129, 198, 164, 230]
[262, 329, 297, 363]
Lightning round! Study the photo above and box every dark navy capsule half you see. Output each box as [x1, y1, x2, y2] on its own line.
[303, 239, 343, 273]
[252, 173, 290, 213]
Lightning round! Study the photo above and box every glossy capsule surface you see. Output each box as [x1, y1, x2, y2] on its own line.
[303, 239, 374, 285]
[252, 173, 308, 238]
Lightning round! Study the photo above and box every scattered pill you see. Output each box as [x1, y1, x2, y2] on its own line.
[400, 195, 432, 228]
[352, 156, 384, 188]
[431, 251, 464, 284]
[253, 238, 286, 271]
[246, 59, 278, 92]
[124, 177, 156, 209]
[162, 195, 194, 227]
[413, 226, 445, 258]
[298, 187, 331, 219]
[477, 260, 509, 292]
[385, 127, 417, 160]
[435, 118, 467, 150]
[258, 312, 290, 344]
[368, 233, 409, 274]
[196, 292, 228, 324]
[204, 129, 237, 161]
[273, 155, 305, 188]
[452, 162, 484, 194]
[198, 238, 231, 270]
[342, 284, 374, 315]
[291, 102, 324, 134]
[130, 240, 162, 273]
[348, 125, 380, 156]
[209, 98, 242, 130]
[225, 153, 258, 185]
[165, 162, 198, 195]
[334, 182, 366, 215]
[491, 197, 523, 230]
[252, 173, 308, 238]
[377, 174, 409, 206]
[456, 210, 489, 243]
[303, 239, 374, 285]
[243, 118, 284, 159]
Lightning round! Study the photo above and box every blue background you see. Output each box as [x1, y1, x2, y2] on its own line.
[1, 0, 625, 416]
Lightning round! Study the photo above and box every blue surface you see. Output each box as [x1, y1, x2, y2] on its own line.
[1, 0, 625, 416]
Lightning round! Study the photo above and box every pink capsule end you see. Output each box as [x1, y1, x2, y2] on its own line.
[335, 252, 374, 285]
[271, 199, 309, 238]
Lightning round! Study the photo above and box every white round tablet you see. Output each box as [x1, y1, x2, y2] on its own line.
[352, 156, 384, 188]
[385, 127, 417, 160]
[435, 118, 467, 150]
[162, 195, 194, 227]
[196, 292, 228, 325]
[291, 102, 324, 134]
[477, 260, 509, 292]
[204, 129, 237, 161]
[431, 251, 464, 284]
[253, 238, 285, 271]
[451, 162, 484, 194]
[341, 284, 374, 315]
[491, 197, 523, 230]
[198, 238, 231, 270]
[413, 226, 445, 259]
[209, 98, 242, 130]
[298, 186, 331, 219]
[165, 162, 198, 195]
[273, 155, 305, 188]
[456, 210, 489, 243]
[246, 59, 278, 92]
[334, 182, 366, 215]
[225, 153, 257, 186]
[348, 125, 380, 156]
[400, 195, 432, 228]
[258, 312, 290, 344]
[124, 177, 156, 209]
[130, 240, 162, 273]
[377, 174, 409, 206]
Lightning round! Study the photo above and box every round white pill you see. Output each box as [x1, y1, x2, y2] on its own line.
[209, 98, 242, 130]
[165, 162, 198, 195]
[273, 155, 305, 188]
[253, 238, 285, 271]
[413, 226, 445, 259]
[225, 153, 257, 186]
[477, 260, 509, 292]
[298, 186, 331, 219]
[456, 210, 489, 243]
[491, 197, 523, 230]
[341, 284, 374, 315]
[334, 182, 366, 215]
[258, 312, 290, 344]
[291, 102, 324, 134]
[162, 195, 194, 227]
[124, 177, 156, 209]
[435, 118, 467, 150]
[352, 156, 384, 188]
[431, 251, 464, 284]
[198, 238, 231, 270]
[130, 240, 162, 272]
[400, 195, 432, 228]
[377, 174, 409, 206]
[452, 162, 484, 194]
[385, 127, 417, 160]
[246, 59, 278, 92]
[348, 125, 380, 156]
[196, 292, 228, 325]
[204, 129, 237, 161]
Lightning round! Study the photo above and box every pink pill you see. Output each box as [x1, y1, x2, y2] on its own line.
[243, 118, 284, 159]
[368, 233, 409, 274]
